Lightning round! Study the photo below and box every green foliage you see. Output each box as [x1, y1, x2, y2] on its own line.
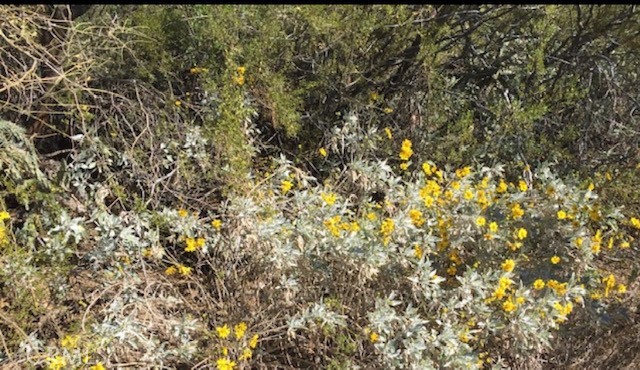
[1, 4, 640, 369]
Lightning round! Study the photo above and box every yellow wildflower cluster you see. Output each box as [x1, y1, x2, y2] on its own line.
[90, 362, 106, 370]
[217, 358, 236, 370]
[496, 179, 508, 193]
[46, 356, 67, 370]
[214, 322, 258, 369]
[234, 66, 246, 86]
[380, 218, 395, 245]
[408, 209, 425, 227]
[323, 215, 358, 237]
[321, 192, 337, 206]
[490, 276, 513, 301]
[60, 334, 79, 349]
[603, 274, 617, 297]
[455, 166, 472, 179]
[511, 203, 524, 219]
[165, 263, 192, 276]
[630, 217, 640, 229]
[414, 244, 423, 259]
[319, 147, 327, 157]
[0, 211, 8, 245]
[185, 237, 206, 252]
[324, 215, 342, 237]
[553, 300, 574, 322]
[419, 179, 441, 207]
[399, 139, 413, 161]
[546, 279, 568, 295]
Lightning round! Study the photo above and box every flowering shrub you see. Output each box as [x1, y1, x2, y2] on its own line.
[1, 5, 640, 369]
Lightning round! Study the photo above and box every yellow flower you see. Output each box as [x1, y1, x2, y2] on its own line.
[319, 147, 327, 157]
[502, 298, 516, 313]
[588, 182, 595, 191]
[422, 162, 433, 176]
[455, 166, 472, 178]
[178, 209, 189, 218]
[380, 218, 395, 245]
[399, 162, 409, 171]
[185, 237, 197, 252]
[631, 217, 640, 229]
[177, 264, 192, 276]
[533, 279, 545, 290]
[408, 209, 424, 227]
[197, 237, 206, 248]
[0, 211, 9, 221]
[489, 222, 498, 233]
[383, 107, 394, 114]
[47, 356, 67, 370]
[464, 189, 474, 200]
[239, 348, 253, 361]
[216, 325, 231, 339]
[234, 75, 245, 86]
[175, 100, 182, 107]
[234, 322, 247, 339]
[620, 241, 630, 249]
[321, 192, 337, 206]
[518, 180, 528, 192]
[211, 219, 222, 230]
[557, 210, 567, 220]
[550, 255, 560, 264]
[603, 274, 616, 297]
[617, 284, 627, 294]
[367, 212, 377, 221]
[507, 241, 523, 251]
[476, 216, 486, 227]
[414, 244, 423, 259]
[281, 180, 293, 194]
[90, 362, 106, 370]
[496, 180, 508, 193]
[516, 296, 525, 305]
[369, 332, 380, 343]
[236, 66, 246, 75]
[516, 228, 528, 240]
[384, 127, 393, 139]
[249, 334, 259, 349]
[502, 259, 515, 272]
[399, 139, 413, 161]
[216, 358, 237, 370]
[369, 91, 380, 102]
[511, 203, 524, 219]
[60, 334, 79, 349]
[165, 266, 177, 276]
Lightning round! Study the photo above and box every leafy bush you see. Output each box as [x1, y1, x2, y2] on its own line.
[1, 4, 640, 369]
